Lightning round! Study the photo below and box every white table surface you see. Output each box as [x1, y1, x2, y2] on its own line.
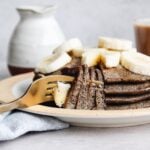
[1, 63, 150, 150]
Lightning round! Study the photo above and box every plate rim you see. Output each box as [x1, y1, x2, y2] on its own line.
[1, 72, 150, 119]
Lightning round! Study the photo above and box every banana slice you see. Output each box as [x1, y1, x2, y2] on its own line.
[36, 52, 72, 74]
[82, 48, 105, 67]
[54, 82, 71, 107]
[130, 48, 137, 52]
[54, 38, 84, 57]
[100, 50, 121, 68]
[121, 51, 150, 76]
[98, 37, 132, 51]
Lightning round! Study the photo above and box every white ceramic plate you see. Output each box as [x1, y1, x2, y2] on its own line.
[1, 73, 150, 127]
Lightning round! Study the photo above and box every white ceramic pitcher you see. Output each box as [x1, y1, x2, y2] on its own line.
[8, 5, 65, 75]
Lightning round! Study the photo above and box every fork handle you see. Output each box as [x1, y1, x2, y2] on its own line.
[0, 100, 20, 113]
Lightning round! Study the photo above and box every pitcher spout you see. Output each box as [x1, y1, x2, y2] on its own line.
[17, 5, 57, 17]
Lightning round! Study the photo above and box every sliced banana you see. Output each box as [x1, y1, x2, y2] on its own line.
[100, 50, 121, 68]
[98, 37, 132, 51]
[130, 48, 137, 52]
[54, 82, 71, 107]
[82, 48, 105, 67]
[54, 38, 84, 57]
[36, 52, 72, 74]
[85, 48, 106, 53]
[121, 51, 150, 76]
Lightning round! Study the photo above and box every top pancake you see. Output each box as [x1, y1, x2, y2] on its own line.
[100, 65, 150, 83]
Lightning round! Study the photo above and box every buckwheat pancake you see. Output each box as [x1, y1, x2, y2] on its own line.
[104, 82, 150, 95]
[100, 65, 150, 83]
[107, 99, 150, 110]
[105, 93, 150, 104]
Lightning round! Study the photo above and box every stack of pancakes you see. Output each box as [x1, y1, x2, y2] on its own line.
[102, 65, 150, 110]
[64, 64, 150, 110]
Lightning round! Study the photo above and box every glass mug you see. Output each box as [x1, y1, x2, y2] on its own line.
[134, 19, 150, 56]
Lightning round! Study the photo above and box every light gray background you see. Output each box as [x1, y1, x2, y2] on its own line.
[1, 0, 150, 150]
[1, 0, 150, 65]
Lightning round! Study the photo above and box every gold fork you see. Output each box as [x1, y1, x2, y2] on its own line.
[0, 75, 74, 113]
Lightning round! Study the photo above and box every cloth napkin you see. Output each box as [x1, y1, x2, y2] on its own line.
[0, 111, 69, 141]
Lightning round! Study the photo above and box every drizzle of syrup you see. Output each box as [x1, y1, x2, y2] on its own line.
[8, 65, 34, 75]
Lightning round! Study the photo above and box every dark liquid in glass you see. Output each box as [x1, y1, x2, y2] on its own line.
[135, 24, 150, 56]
